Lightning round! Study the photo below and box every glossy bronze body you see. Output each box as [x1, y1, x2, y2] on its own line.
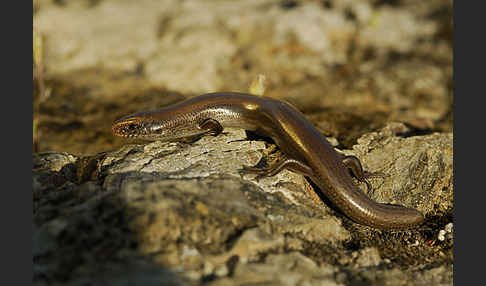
[112, 92, 424, 229]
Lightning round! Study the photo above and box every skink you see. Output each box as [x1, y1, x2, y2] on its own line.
[111, 92, 424, 229]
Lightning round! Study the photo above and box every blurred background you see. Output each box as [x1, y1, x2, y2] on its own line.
[33, 0, 453, 156]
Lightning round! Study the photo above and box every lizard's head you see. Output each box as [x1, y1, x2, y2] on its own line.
[111, 114, 158, 140]
[111, 110, 195, 141]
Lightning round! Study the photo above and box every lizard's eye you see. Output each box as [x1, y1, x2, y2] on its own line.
[125, 123, 137, 132]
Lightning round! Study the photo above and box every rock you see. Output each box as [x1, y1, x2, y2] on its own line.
[210, 252, 340, 286]
[347, 122, 453, 216]
[33, 125, 452, 285]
